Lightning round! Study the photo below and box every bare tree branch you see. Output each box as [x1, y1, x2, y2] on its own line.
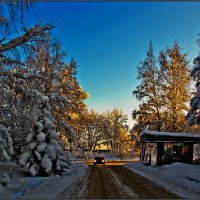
[0, 54, 24, 65]
[0, 25, 52, 52]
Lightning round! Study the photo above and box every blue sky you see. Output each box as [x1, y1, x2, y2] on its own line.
[26, 2, 200, 127]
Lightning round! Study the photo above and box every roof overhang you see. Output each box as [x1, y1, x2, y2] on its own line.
[141, 129, 200, 143]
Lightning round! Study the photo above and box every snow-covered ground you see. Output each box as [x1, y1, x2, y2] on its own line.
[124, 161, 200, 198]
[0, 161, 87, 199]
[2, 159, 199, 199]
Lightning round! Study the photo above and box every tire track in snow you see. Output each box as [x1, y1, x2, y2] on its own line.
[106, 167, 139, 198]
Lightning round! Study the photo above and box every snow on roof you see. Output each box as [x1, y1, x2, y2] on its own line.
[141, 129, 200, 138]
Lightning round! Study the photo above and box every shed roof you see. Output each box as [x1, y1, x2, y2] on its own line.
[141, 129, 200, 143]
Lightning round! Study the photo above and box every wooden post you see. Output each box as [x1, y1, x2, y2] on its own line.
[188, 143, 194, 164]
[140, 142, 147, 162]
[140, 142, 143, 161]
[149, 154, 151, 165]
[157, 142, 164, 165]
[182, 143, 194, 164]
[144, 142, 146, 159]
[142, 143, 146, 161]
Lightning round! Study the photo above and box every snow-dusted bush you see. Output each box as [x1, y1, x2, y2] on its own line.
[194, 144, 200, 161]
[0, 173, 11, 186]
[0, 76, 40, 160]
[0, 124, 13, 162]
[19, 92, 72, 176]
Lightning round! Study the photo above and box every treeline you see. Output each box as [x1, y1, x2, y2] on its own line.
[73, 108, 133, 158]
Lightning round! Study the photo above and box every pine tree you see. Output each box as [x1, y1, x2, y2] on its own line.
[133, 41, 163, 131]
[19, 92, 71, 176]
[186, 55, 200, 127]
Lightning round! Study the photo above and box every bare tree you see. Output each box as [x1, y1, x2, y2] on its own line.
[0, 1, 52, 65]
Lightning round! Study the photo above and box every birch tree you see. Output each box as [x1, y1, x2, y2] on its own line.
[159, 43, 191, 132]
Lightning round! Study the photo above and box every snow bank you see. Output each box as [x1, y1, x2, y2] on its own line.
[0, 167, 31, 199]
[124, 161, 200, 198]
[0, 162, 87, 199]
[21, 162, 87, 198]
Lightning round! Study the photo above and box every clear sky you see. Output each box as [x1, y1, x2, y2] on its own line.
[26, 2, 200, 127]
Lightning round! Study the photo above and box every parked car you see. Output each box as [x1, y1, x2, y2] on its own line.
[94, 157, 105, 165]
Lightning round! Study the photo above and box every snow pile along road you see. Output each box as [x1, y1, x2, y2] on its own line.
[22, 162, 87, 199]
[0, 162, 87, 199]
[124, 161, 200, 199]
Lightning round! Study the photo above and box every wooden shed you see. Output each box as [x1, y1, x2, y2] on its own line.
[140, 130, 200, 165]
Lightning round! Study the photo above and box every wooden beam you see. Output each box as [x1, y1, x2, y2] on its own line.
[157, 142, 164, 165]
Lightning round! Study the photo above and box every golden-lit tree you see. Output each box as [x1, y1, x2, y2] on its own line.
[76, 110, 108, 151]
[53, 59, 89, 148]
[117, 127, 134, 158]
[159, 43, 191, 132]
[24, 35, 89, 150]
[105, 108, 131, 156]
[55, 59, 89, 128]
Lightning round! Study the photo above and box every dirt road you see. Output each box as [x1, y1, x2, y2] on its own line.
[58, 165, 180, 199]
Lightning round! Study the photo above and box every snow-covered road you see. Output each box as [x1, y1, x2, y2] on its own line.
[62, 165, 179, 199]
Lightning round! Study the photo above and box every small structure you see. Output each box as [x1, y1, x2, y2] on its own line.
[94, 144, 112, 153]
[140, 130, 200, 165]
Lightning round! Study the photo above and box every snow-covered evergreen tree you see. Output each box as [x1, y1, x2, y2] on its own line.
[19, 92, 71, 176]
[0, 124, 13, 163]
[186, 56, 200, 126]
[185, 55, 200, 160]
